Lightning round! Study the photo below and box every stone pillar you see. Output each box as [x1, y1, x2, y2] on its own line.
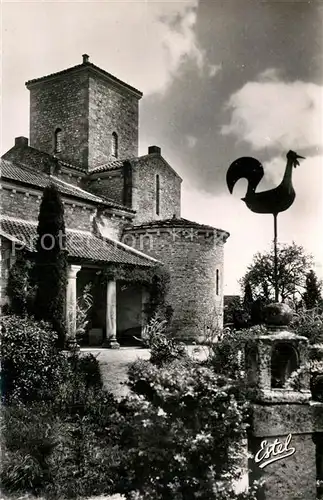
[141, 287, 150, 336]
[246, 303, 316, 500]
[105, 280, 120, 348]
[66, 264, 81, 350]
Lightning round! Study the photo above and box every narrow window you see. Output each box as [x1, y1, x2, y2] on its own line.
[156, 174, 160, 215]
[216, 269, 220, 295]
[54, 128, 62, 153]
[111, 132, 118, 158]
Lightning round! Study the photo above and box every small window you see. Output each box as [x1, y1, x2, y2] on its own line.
[54, 128, 62, 153]
[156, 174, 160, 215]
[216, 269, 220, 295]
[111, 132, 118, 158]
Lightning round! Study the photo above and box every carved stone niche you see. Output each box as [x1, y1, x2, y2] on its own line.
[244, 303, 312, 404]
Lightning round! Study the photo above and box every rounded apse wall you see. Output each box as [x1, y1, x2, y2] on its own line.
[123, 222, 228, 341]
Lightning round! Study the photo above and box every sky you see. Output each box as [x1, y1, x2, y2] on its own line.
[1, 0, 323, 295]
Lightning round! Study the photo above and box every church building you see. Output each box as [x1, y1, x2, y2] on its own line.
[0, 54, 229, 347]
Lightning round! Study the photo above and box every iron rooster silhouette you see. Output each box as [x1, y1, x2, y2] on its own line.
[226, 150, 305, 215]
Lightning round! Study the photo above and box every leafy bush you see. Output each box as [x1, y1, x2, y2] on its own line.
[1, 402, 60, 495]
[45, 387, 123, 499]
[0, 313, 122, 498]
[117, 337, 255, 500]
[74, 283, 93, 345]
[0, 392, 122, 499]
[139, 314, 187, 366]
[6, 250, 36, 317]
[67, 352, 103, 389]
[291, 307, 323, 344]
[0, 315, 70, 404]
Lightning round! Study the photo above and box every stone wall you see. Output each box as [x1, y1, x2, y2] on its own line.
[131, 154, 181, 224]
[249, 403, 317, 500]
[123, 225, 225, 340]
[88, 76, 139, 169]
[27, 67, 140, 172]
[27, 72, 89, 169]
[0, 239, 14, 307]
[86, 170, 124, 206]
[95, 213, 129, 241]
[1, 187, 96, 232]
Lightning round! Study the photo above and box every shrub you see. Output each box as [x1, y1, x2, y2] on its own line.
[45, 422, 122, 499]
[139, 314, 187, 366]
[1, 402, 61, 495]
[67, 352, 103, 389]
[6, 250, 35, 317]
[45, 391, 123, 499]
[117, 347, 253, 500]
[75, 283, 93, 345]
[1, 336, 121, 499]
[290, 307, 323, 344]
[0, 315, 70, 404]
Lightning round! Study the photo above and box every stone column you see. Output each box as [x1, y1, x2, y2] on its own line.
[105, 280, 120, 348]
[141, 287, 150, 336]
[66, 264, 81, 350]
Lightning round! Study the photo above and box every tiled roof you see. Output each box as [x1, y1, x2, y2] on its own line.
[0, 159, 134, 212]
[1, 217, 157, 267]
[90, 159, 126, 174]
[3, 145, 84, 173]
[25, 60, 143, 98]
[126, 217, 230, 235]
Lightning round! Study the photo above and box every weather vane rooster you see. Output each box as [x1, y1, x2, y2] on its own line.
[226, 150, 305, 302]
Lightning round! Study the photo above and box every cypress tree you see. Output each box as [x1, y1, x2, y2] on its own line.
[243, 281, 254, 314]
[33, 184, 67, 347]
[303, 270, 322, 310]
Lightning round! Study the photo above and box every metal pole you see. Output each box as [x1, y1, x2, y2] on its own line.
[273, 213, 278, 302]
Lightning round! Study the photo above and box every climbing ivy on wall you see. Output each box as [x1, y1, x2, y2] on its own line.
[101, 264, 172, 322]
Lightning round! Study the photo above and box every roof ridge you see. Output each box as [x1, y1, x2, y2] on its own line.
[1, 157, 50, 177]
[25, 60, 143, 98]
[52, 175, 103, 199]
[0, 216, 38, 225]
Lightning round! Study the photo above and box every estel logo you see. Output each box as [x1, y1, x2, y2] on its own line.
[254, 434, 296, 469]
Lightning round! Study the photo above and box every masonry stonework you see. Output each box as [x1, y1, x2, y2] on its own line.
[88, 76, 139, 169]
[1, 56, 229, 347]
[131, 154, 182, 224]
[87, 171, 125, 206]
[27, 72, 89, 169]
[123, 224, 226, 339]
[26, 57, 141, 172]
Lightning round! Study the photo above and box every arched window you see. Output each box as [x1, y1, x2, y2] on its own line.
[111, 132, 118, 158]
[216, 269, 220, 295]
[54, 128, 62, 153]
[156, 174, 160, 215]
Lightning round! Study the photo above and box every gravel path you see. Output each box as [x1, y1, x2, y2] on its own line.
[82, 345, 209, 399]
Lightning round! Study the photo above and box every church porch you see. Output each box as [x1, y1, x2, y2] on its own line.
[68, 264, 150, 348]
[0, 216, 159, 349]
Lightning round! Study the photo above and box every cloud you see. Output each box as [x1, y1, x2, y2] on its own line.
[1, 0, 208, 153]
[181, 152, 323, 294]
[186, 135, 198, 148]
[208, 64, 222, 78]
[92, 0, 206, 96]
[221, 69, 323, 152]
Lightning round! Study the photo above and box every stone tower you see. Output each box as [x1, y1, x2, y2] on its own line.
[245, 303, 316, 500]
[25, 54, 142, 171]
[123, 220, 229, 339]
